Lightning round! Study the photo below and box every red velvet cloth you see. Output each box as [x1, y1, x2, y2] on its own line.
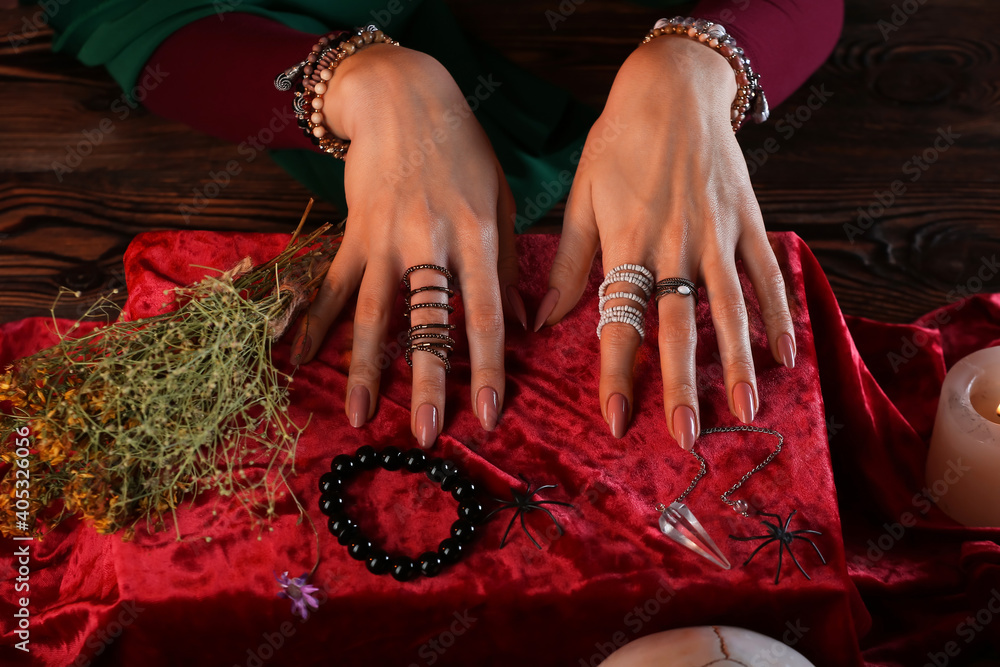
[0, 231, 997, 666]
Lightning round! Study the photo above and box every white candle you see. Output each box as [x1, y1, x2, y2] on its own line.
[927, 346, 1000, 527]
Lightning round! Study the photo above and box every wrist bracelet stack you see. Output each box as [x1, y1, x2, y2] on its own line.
[274, 25, 400, 160]
[642, 17, 769, 132]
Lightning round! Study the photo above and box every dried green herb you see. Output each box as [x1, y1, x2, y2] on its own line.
[0, 220, 342, 539]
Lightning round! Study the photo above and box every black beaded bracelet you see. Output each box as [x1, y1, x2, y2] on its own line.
[319, 445, 485, 582]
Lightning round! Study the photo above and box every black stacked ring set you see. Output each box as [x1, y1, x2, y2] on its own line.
[402, 264, 456, 373]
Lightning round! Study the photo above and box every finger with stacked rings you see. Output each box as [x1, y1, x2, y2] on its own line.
[654, 277, 698, 305]
[402, 264, 456, 373]
[597, 264, 654, 342]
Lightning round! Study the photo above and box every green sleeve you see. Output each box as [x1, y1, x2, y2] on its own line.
[45, 0, 683, 228]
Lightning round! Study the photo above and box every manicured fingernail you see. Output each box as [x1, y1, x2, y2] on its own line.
[673, 405, 697, 451]
[506, 285, 528, 331]
[416, 403, 438, 449]
[348, 385, 370, 428]
[476, 386, 499, 431]
[533, 287, 560, 332]
[608, 393, 628, 439]
[778, 333, 796, 369]
[291, 329, 312, 366]
[733, 382, 756, 424]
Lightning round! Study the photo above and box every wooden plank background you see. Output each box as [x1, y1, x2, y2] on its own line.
[0, 0, 997, 324]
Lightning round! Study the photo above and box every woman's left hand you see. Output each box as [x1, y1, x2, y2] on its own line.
[536, 35, 796, 448]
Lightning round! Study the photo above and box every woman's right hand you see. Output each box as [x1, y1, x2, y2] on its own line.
[290, 44, 525, 449]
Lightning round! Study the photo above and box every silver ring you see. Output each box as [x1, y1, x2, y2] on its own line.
[654, 277, 697, 304]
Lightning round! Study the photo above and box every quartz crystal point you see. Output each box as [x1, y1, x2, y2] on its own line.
[659, 501, 732, 570]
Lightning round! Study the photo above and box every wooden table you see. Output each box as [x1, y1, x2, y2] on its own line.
[1, 0, 997, 324]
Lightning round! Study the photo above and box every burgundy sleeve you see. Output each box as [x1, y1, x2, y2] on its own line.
[142, 13, 323, 150]
[692, 0, 844, 109]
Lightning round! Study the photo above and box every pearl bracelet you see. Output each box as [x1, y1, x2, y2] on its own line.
[642, 17, 769, 132]
[274, 25, 400, 160]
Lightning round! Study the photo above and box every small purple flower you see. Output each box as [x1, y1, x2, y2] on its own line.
[275, 571, 320, 620]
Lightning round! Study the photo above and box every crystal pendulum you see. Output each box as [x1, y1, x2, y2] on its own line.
[658, 501, 731, 570]
[656, 426, 785, 571]
[656, 448, 730, 570]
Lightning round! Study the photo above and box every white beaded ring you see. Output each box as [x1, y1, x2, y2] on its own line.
[599, 269, 653, 300]
[596, 264, 655, 342]
[597, 313, 646, 341]
[598, 291, 647, 309]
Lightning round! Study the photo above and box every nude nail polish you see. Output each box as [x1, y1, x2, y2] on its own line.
[733, 382, 756, 424]
[778, 333, 796, 369]
[506, 285, 528, 331]
[608, 393, 628, 439]
[533, 287, 560, 332]
[348, 385, 370, 428]
[416, 404, 438, 449]
[476, 387, 499, 431]
[673, 405, 697, 450]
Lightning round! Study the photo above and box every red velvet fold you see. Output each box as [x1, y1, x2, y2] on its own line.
[1, 231, 997, 666]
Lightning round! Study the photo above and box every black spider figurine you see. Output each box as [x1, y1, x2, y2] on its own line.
[482, 474, 575, 550]
[729, 510, 827, 584]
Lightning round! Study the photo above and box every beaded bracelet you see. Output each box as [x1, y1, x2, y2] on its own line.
[320, 445, 484, 582]
[274, 25, 400, 160]
[641, 17, 769, 132]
